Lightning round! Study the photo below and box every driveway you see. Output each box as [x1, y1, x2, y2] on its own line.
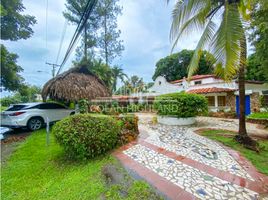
[114, 113, 268, 200]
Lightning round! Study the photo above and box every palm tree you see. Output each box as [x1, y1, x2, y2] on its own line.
[169, 0, 256, 147]
[111, 66, 128, 92]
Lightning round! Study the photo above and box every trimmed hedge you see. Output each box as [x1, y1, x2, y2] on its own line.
[154, 92, 208, 118]
[52, 114, 120, 159]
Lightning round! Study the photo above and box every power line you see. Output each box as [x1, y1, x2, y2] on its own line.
[55, 19, 68, 64]
[56, 0, 98, 75]
[46, 62, 60, 78]
[57, 0, 97, 74]
[45, 0, 49, 61]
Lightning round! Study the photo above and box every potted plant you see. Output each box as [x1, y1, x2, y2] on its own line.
[153, 92, 208, 125]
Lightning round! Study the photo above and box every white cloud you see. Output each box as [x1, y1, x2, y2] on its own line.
[3, 0, 201, 90]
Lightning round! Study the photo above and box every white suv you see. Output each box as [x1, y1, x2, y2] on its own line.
[1, 102, 75, 131]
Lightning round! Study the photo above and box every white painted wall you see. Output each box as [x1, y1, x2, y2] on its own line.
[132, 76, 268, 98]
[147, 76, 184, 95]
[245, 83, 268, 94]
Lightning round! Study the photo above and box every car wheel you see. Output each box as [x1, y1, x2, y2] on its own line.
[27, 117, 44, 131]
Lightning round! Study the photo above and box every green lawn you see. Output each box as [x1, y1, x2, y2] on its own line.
[1, 129, 161, 200]
[247, 112, 268, 119]
[199, 129, 268, 175]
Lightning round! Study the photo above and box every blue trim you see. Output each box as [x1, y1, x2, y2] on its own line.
[236, 95, 251, 116]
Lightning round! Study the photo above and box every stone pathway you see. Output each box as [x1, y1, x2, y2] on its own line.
[114, 114, 268, 200]
[195, 117, 268, 139]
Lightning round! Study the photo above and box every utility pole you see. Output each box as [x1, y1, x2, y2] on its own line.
[45, 62, 60, 78]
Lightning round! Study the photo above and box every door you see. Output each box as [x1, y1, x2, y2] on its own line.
[236, 95, 251, 116]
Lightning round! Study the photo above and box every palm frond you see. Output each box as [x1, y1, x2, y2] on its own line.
[238, 0, 251, 20]
[170, 1, 212, 52]
[211, 3, 244, 81]
[187, 19, 216, 77]
[170, 0, 209, 42]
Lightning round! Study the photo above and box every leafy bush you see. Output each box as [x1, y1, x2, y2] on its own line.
[78, 99, 89, 113]
[52, 114, 120, 159]
[0, 85, 41, 107]
[116, 114, 139, 145]
[154, 92, 208, 118]
[0, 95, 21, 107]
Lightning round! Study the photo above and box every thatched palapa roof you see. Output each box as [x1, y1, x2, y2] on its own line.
[42, 65, 111, 102]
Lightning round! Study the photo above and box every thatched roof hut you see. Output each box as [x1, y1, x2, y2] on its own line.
[42, 65, 111, 102]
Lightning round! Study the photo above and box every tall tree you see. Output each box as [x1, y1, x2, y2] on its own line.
[0, 0, 36, 91]
[169, 0, 256, 147]
[96, 0, 124, 65]
[111, 66, 128, 92]
[246, 53, 267, 81]
[63, 0, 124, 64]
[1, 45, 24, 91]
[115, 75, 145, 95]
[153, 49, 214, 81]
[63, 0, 99, 60]
[0, 0, 36, 41]
[249, 0, 268, 81]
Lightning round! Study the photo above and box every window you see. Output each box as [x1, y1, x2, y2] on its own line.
[159, 81, 161, 85]
[194, 81, 202, 85]
[6, 105, 27, 111]
[206, 96, 215, 106]
[217, 96, 226, 107]
[39, 103, 65, 109]
[39, 103, 52, 109]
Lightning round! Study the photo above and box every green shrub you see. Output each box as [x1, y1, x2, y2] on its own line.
[52, 114, 120, 160]
[78, 99, 89, 113]
[154, 92, 208, 118]
[116, 114, 139, 145]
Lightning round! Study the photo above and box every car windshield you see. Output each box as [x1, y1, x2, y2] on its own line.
[6, 105, 28, 111]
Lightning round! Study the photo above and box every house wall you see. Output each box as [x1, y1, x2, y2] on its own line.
[147, 76, 184, 95]
[245, 83, 268, 94]
[226, 92, 236, 112]
[250, 92, 261, 112]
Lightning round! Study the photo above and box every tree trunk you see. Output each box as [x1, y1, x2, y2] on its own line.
[238, 32, 247, 136]
[104, 13, 108, 65]
[84, 21, 87, 60]
[235, 32, 258, 150]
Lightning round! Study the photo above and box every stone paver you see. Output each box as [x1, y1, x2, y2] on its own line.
[144, 124, 253, 180]
[114, 114, 268, 200]
[195, 117, 268, 139]
[125, 144, 258, 200]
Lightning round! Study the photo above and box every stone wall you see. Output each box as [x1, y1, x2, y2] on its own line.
[250, 92, 261, 112]
[226, 92, 236, 112]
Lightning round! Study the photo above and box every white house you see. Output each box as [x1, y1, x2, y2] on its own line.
[132, 75, 268, 114]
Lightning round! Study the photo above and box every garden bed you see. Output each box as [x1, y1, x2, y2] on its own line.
[247, 112, 268, 126]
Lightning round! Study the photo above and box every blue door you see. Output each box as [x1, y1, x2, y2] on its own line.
[236, 95, 251, 116]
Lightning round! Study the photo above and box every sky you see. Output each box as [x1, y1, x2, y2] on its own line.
[2, 0, 201, 96]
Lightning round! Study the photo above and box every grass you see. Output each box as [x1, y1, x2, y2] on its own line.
[1, 129, 161, 200]
[247, 112, 268, 119]
[0, 106, 7, 112]
[199, 129, 268, 175]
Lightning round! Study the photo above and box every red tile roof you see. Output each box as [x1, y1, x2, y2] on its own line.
[187, 87, 236, 94]
[171, 74, 217, 84]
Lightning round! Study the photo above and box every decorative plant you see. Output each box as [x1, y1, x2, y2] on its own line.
[52, 114, 120, 160]
[154, 92, 208, 118]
